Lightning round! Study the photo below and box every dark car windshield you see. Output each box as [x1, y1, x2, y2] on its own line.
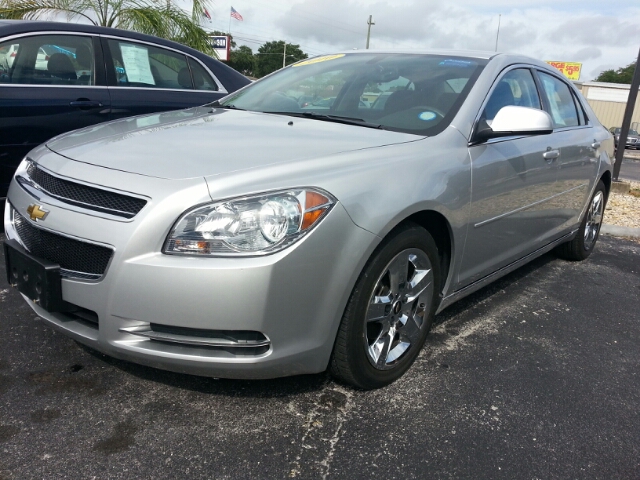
[219, 53, 486, 136]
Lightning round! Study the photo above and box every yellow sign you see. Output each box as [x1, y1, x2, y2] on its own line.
[293, 54, 345, 67]
[546, 61, 582, 81]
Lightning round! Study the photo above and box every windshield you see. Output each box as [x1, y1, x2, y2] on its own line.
[219, 53, 486, 136]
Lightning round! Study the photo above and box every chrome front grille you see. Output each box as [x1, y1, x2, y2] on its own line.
[26, 162, 147, 218]
[13, 210, 113, 280]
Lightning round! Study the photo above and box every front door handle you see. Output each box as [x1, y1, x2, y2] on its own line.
[543, 149, 560, 161]
[70, 99, 103, 109]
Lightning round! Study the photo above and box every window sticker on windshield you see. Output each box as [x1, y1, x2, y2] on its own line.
[120, 43, 155, 85]
[293, 54, 345, 67]
[418, 111, 438, 121]
[439, 59, 475, 68]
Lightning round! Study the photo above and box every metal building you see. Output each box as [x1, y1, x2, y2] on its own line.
[576, 82, 640, 131]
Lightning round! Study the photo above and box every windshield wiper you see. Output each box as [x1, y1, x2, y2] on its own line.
[207, 100, 244, 110]
[275, 111, 383, 129]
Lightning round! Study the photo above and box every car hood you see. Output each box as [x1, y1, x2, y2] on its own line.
[45, 107, 421, 180]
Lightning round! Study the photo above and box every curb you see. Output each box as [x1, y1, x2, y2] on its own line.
[601, 224, 640, 238]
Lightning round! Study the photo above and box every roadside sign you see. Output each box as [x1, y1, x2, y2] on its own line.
[546, 61, 582, 81]
[209, 35, 230, 61]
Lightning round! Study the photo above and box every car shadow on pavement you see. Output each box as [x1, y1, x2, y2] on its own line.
[434, 250, 557, 325]
[77, 342, 333, 397]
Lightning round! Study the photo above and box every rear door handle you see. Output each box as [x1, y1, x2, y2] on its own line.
[543, 149, 560, 161]
[70, 100, 103, 109]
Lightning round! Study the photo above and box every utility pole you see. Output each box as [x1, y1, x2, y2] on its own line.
[613, 46, 640, 181]
[495, 14, 501, 52]
[283, 42, 287, 68]
[366, 15, 375, 49]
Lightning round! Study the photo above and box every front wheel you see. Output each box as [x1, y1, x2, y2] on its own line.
[330, 223, 441, 389]
[555, 180, 606, 261]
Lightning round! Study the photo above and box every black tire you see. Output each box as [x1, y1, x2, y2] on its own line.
[330, 223, 441, 389]
[555, 180, 607, 261]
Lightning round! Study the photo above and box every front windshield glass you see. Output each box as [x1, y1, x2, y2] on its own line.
[219, 53, 486, 136]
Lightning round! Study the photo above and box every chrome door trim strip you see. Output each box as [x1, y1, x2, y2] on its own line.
[0, 84, 109, 89]
[0, 30, 95, 43]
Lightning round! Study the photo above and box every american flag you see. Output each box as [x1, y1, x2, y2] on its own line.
[230, 6, 243, 21]
[202, 8, 211, 20]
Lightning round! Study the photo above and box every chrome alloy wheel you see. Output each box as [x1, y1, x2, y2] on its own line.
[584, 190, 604, 250]
[364, 248, 434, 370]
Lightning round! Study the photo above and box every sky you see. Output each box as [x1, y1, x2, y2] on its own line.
[192, 0, 640, 82]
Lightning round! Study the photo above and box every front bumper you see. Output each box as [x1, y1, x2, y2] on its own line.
[4, 164, 377, 379]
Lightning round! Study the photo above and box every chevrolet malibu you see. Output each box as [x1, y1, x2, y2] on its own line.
[3, 51, 613, 389]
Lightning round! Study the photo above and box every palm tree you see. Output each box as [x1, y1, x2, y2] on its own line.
[0, 0, 215, 54]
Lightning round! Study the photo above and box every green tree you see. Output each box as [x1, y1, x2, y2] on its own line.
[594, 62, 636, 84]
[255, 40, 307, 78]
[228, 45, 254, 77]
[0, 0, 215, 53]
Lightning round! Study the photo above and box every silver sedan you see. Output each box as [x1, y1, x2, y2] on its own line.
[3, 51, 613, 389]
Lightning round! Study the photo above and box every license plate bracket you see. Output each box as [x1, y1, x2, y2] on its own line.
[3, 238, 69, 312]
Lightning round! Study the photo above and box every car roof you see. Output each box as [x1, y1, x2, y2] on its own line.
[327, 49, 497, 60]
[297, 49, 557, 74]
[0, 20, 206, 60]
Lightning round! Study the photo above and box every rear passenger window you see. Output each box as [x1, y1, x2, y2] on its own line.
[0, 34, 95, 86]
[538, 72, 580, 128]
[575, 93, 587, 125]
[107, 39, 192, 89]
[187, 57, 218, 91]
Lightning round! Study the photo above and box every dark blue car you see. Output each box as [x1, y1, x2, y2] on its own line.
[0, 20, 250, 203]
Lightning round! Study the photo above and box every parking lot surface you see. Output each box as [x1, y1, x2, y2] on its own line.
[0, 233, 639, 479]
[618, 156, 640, 182]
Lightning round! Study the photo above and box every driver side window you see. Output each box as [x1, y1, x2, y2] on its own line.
[483, 68, 541, 122]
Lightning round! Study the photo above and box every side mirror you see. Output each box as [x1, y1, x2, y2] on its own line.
[475, 106, 554, 142]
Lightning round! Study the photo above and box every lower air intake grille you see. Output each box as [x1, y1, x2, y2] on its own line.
[14, 210, 113, 279]
[27, 162, 146, 218]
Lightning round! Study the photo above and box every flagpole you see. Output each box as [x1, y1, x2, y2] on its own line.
[228, 7, 231, 35]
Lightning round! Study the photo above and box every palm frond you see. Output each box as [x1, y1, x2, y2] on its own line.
[0, 0, 215, 55]
[189, 0, 212, 24]
[116, 4, 213, 53]
[0, 0, 97, 24]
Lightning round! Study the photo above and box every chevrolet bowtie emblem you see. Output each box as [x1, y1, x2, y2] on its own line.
[26, 204, 49, 222]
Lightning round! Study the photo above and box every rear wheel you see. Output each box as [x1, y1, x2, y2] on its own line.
[330, 223, 441, 389]
[555, 180, 606, 261]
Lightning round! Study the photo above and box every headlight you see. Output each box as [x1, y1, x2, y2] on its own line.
[163, 188, 335, 256]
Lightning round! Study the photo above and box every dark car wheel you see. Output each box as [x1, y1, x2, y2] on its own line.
[555, 180, 606, 261]
[330, 223, 441, 389]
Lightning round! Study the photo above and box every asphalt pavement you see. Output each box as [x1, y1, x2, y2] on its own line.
[0, 233, 639, 479]
[618, 156, 640, 182]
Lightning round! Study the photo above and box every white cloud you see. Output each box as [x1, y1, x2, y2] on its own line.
[201, 0, 640, 81]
